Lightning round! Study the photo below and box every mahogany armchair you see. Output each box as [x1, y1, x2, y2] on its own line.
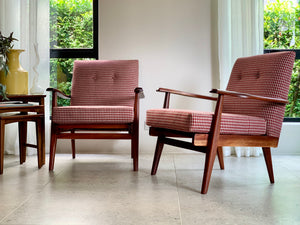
[146, 52, 295, 194]
[47, 60, 143, 171]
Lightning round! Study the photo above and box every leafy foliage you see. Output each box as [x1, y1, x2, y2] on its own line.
[50, 0, 93, 106]
[0, 32, 18, 76]
[264, 0, 300, 117]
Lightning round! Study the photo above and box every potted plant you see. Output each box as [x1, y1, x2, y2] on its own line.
[0, 32, 18, 100]
[0, 32, 18, 76]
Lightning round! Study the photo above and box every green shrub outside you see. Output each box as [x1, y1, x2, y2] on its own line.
[264, 0, 300, 117]
[49, 0, 93, 106]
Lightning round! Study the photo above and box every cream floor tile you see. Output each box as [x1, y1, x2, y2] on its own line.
[0, 154, 181, 225]
[172, 155, 300, 225]
[0, 154, 300, 225]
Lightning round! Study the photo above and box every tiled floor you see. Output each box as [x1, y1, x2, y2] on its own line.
[0, 153, 300, 225]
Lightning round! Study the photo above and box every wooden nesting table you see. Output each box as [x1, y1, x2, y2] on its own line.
[0, 94, 46, 174]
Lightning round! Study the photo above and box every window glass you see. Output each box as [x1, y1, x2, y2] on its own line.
[50, 58, 94, 106]
[49, 0, 97, 106]
[50, 0, 93, 49]
[264, 0, 300, 119]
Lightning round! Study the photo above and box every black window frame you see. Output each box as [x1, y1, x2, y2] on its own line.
[264, 49, 300, 122]
[50, 0, 99, 60]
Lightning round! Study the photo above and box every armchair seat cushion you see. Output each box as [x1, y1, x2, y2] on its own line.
[146, 109, 267, 135]
[53, 106, 134, 124]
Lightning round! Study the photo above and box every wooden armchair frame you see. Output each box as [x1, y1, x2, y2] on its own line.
[150, 87, 287, 194]
[47, 87, 144, 171]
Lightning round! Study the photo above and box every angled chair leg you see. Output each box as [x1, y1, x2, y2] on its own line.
[71, 130, 76, 159]
[262, 147, 274, 183]
[151, 136, 165, 175]
[49, 124, 57, 171]
[201, 93, 224, 194]
[201, 145, 218, 194]
[217, 146, 224, 170]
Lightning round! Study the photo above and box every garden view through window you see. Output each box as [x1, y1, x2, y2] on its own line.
[264, 0, 300, 119]
[50, 0, 98, 106]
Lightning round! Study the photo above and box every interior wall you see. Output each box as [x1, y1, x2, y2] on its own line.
[275, 123, 300, 154]
[56, 0, 216, 154]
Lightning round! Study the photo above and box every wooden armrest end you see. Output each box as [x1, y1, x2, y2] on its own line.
[135, 87, 145, 98]
[46, 88, 71, 100]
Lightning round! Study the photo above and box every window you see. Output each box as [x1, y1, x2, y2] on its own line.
[49, 0, 98, 105]
[264, 0, 300, 121]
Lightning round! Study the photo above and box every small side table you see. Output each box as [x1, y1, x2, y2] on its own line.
[0, 94, 46, 174]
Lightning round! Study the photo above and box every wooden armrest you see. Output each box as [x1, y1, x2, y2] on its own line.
[135, 87, 145, 98]
[46, 88, 71, 100]
[157, 88, 217, 101]
[210, 89, 288, 104]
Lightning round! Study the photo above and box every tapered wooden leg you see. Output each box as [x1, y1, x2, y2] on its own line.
[151, 136, 164, 175]
[262, 147, 274, 183]
[131, 131, 139, 171]
[201, 145, 218, 194]
[49, 124, 57, 171]
[201, 94, 224, 194]
[0, 120, 5, 174]
[217, 146, 224, 170]
[71, 130, 76, 159]
[18, 121, 27, 164]
[41, 115, 45, 165]
[36, 118, 43, 168]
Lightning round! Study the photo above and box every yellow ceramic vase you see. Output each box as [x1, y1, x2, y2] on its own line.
[0, 49, 28, 94]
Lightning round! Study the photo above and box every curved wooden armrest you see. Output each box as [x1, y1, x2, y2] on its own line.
[46, 88, 71, 100]
[135, 87, 145, 98]
[210, 89, 288, 104]
[157, 88, 217, 101]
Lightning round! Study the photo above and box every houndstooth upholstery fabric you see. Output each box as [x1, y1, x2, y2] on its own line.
[223, 51, 295, 137]
[146, 109, 266, 135]
[71, 60, 138, 107]
[53, 106, 134, 124]
[146, 52, 295, 137]
[53, 60, 138, 125]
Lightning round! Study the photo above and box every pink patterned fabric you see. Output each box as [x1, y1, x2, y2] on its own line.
[146, 52, 295, 137]
[71, 60, 138, 107]
[53, 106, 134, 124]
[224, 51, 295, 137]
[146, 109, 266, 135]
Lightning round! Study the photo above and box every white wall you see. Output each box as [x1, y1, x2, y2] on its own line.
[274, 123, 300, 154]
[56, 0, 216, 154]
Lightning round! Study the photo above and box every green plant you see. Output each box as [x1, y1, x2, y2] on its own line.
[0, 84, 9, 101]
[264, 0, 300, 117]
[49, 0, 93, 106]
[0, 32, 18, 76]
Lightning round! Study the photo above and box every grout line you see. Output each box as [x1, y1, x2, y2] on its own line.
[0, 158, 63, 224]
[0, 193, 36, 224]
[173, 154, 183, 225]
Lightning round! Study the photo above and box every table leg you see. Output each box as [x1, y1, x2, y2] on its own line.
[41, 115, 45, 165]
[18, 121, 27, 164]
[36, 117, 43, 168]
[0, 120, 5, 174]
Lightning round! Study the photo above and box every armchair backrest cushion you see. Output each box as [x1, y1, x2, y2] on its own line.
[71, 60, 139, 107]
[223, 51, 295, 137]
